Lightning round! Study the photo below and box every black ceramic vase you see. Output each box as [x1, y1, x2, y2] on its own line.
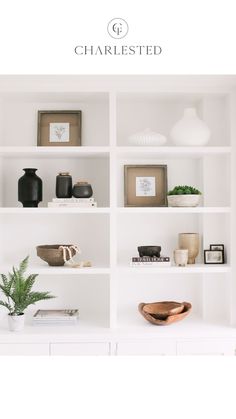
[56, 172, 72, 198]
[18, 168, 43, 207]
[72, 181, 93, 198]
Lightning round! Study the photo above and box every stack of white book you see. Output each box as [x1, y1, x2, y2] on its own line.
[48, 198, 97, 208]
[33, 309, 79, 325]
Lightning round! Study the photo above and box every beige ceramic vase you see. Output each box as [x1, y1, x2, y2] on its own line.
[173, 249, 189, 267]
[178, 233, 200, 264]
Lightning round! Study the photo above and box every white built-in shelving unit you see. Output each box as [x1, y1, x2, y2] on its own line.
[0, 75, 236, 355]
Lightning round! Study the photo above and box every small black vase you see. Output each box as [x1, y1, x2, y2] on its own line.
[72, 182, 93, 198]
[18, 168, 43, 207]
[56, 172, 72, 198]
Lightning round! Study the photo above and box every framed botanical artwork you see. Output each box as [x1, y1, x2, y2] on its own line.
[124, 164, 168, 207]
[210, 244, 224, 252]
[204, 250, 224, 264]
[37, 111, 82, 146]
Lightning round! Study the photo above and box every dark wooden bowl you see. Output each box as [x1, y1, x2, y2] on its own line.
[138, 301, 192, 325]
[36, 244, 77, 266]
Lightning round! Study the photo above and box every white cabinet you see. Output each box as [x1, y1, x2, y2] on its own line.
[177, 340, 235, 355]
[50, 342, 111, 356]
[0, 76, 235, 355]
[116, 340, 176, 355]
[0, 343, 49, 355]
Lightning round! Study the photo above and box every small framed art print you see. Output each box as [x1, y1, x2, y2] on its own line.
[209, 244, 224, 252]
[37, 110, 82, 146]
[204, 250, 224, 264]
[124, 165, 168, 207]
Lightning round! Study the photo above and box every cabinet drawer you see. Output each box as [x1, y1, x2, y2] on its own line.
[116, 340, 176, 355]
[177, 340, 234, 355]
[50, 342, 110, 356]
[0, 343, 49, 356]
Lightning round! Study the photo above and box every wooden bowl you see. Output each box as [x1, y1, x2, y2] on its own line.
[138, 301, 192, 326]
[142, 301, 184, 319]
[36, 244, 77, 266]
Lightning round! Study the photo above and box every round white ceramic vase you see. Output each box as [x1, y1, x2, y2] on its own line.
[8, 313, 25, 332]
[170, 108, 211, 146]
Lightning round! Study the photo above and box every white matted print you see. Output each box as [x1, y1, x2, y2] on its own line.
[49, 122, 70, 142]
[136, 177, 156, 197]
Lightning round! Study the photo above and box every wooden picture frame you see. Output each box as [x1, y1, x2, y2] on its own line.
[124, 164, 168, 207]
[204, 250, 224, 264]
[37, 110, 82, 147]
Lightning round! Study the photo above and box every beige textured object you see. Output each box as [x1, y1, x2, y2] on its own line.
[174, 249, 189, 266]
[167, 194, 200, 207]
[179, 233, 200, 264]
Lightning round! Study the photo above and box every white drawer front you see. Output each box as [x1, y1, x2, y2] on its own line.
[0, 343, 49, 356]
[177, 340, 234, 355]
[50, 342, 110, 356]
[116, 340, 176, 355]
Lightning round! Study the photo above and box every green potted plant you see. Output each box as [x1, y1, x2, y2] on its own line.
[0, 256, 55, 331]
[167, 185, 202, 207]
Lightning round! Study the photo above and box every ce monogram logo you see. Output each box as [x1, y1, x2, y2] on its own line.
[107, 18, 129, 39]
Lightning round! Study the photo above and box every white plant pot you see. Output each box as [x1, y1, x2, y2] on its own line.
[128, 128, 167, 146]
[8, 314, 25, 332]
[170, 107, 211, 146]
[167, 194, 200, 207]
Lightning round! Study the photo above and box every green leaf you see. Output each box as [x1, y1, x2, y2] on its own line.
[18, 256, 29, 276]
[0, 256, 55, 314]
[168, 185, 201, 195]
[0, 300, 12, 313]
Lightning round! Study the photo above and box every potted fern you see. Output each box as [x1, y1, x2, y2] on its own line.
[0, 256, 55, 331]
[167, 185, 202, 207]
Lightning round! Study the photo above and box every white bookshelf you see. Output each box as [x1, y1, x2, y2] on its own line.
[0, 75, 235, 355]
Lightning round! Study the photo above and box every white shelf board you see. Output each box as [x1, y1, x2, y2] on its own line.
[0, 314, 235, 341]
[0, 264, 110, 275]
[116, 313, 236, 339]
[117, 207, 230, 214]
[0, 207, 110, 214]
[117, 264, 231, 274]
[0, 146, 110, 159]
[117, 146, 231, 159]
[0, 315, 110, 342]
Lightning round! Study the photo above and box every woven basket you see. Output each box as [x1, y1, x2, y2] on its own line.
[36, 244, 77, 266]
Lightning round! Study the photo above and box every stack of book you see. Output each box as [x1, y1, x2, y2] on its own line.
[130, 256, 171, 267]
[33, 309, 79, 325]
[48, 198, 97, 208]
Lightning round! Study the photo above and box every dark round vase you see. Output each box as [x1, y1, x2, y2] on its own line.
[72, 182, 93, 198]
[56, 172, 72, 198]
[18, 168, 43, 207]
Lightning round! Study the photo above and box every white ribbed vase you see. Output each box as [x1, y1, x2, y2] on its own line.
[170, 108, 211, 146]
[128, 128, 167, 146]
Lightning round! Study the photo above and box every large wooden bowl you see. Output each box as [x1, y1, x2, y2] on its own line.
[36, 244, 77, 266]
[142, 301, 184, 319]
[138, 301, 192, 325]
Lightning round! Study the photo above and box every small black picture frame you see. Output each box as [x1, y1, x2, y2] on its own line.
[209, 244, 224, 252]
[204, 250, 224, 264]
